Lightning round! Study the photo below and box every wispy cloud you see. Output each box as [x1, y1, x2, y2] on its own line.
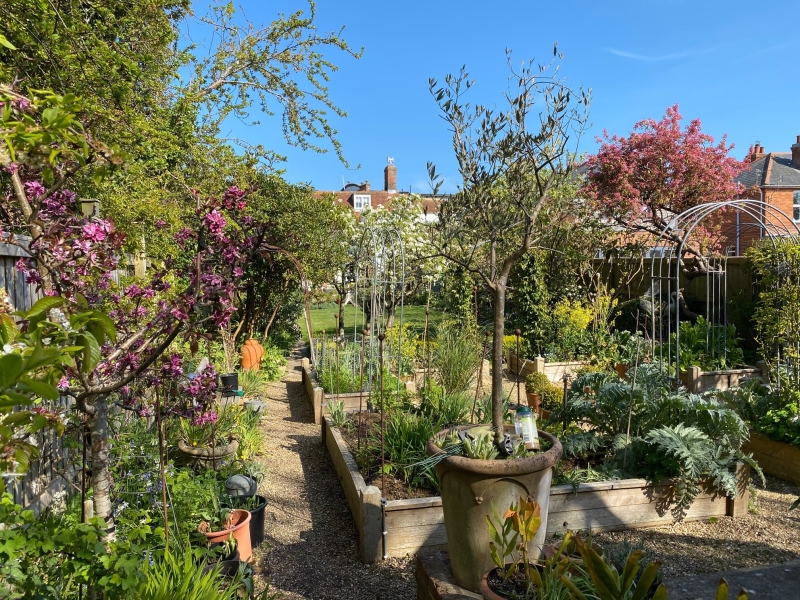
[607, 48, 692, 62]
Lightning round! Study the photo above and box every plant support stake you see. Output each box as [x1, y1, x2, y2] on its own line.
[378, 332, 386, 496]
[515, 329, 522, 409]
[155, 387, 169, 550]
[358, 328, 367, 449]
[471, 330, 490, 423]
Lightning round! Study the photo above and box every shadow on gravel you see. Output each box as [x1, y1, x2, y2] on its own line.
[263, 432, 414, 599]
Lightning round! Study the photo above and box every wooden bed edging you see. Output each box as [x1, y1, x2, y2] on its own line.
[507, 352, 589, 384]
[743, 431, 800, 485]
[302, 359, 375, 425]
[323, 417, 751, 562]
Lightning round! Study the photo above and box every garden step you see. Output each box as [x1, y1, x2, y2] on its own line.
[663, 559, 800, 599]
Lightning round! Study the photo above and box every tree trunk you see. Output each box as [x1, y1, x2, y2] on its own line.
[491, 283, 506, 442]
[89, 398, 115, 541]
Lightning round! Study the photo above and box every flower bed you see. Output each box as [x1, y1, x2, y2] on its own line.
[680, 364, 766, 394]
[321, 416, 750, 562]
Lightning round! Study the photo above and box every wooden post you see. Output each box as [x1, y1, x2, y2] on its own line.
[726, 462, 750, 518]
[686, 366, 701, 394]
[533, 356, 545, 375]
[361, 485, 383, 563]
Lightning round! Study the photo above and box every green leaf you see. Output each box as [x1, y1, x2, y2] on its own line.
[0, 34, 17, 50]
[0, 315, 18, 344]
[560, 575, 588, 600]
[0, 391, 33, 408]
[89, 311, 116, 344]
[631, 562, 662, 600]
[620, 550, 642, 594]
[0, 353, 22, 388]
[20, 377, 60, 400]
[21, 343, 61, 372]
[716, 579, 729, 600]
[80, 333, 101, 372]
[651, 584, 668, 600]
[20, 296, 64, 319]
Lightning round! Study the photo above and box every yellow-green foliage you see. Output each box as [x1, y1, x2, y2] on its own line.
[384, 323, 419, 375]
[553, 298, 592, 332]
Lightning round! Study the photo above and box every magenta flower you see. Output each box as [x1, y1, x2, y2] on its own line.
[82, 222, 108, 242]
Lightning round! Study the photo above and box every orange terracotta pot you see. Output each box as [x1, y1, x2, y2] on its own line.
[202, 509, 252, 562]
[240, 339, 264, 372]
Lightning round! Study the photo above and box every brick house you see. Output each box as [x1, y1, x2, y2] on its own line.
[730, 137, 800, 253]
[313, 158, 438, 218]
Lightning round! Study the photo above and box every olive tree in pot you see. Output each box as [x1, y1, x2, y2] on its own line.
[424, 47, 589, 592]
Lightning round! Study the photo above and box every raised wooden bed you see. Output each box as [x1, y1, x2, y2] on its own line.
[680, 364, 766, 394]
[743, 431, 800, 486]
[507, 353, 588, 384]
[322, 416, 750, 562]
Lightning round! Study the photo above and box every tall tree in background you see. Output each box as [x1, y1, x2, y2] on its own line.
[428, 49, 590, 441]
[581, 104, 748, 276]
[1, 0, 362, 258]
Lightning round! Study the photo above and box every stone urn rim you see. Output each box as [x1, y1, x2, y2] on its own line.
[178, 438, 239, 458]
[426, 424, 562, 477]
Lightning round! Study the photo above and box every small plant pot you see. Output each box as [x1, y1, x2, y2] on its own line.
[615, 362, 628, 379]
[177, 439, 239, 470]
[226, 494, 269, 548]
[202, 509, 252, 562]
[525, 392, 541, 412]
[220, 372, 239, 393]
[480, 564, 542, 600]
[240, 338, 264, 371]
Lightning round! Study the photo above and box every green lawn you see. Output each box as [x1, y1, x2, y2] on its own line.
[299, 304, 444, 341]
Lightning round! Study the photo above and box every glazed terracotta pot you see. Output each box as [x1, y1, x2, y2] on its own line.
[426, 425, 562, 592]
[240, 339, 264, 371]
[202, 509, 252, 562]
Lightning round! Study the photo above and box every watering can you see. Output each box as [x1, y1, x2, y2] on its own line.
[224, 459, 262, 497]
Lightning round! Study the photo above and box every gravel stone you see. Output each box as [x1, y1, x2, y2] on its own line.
[574, 476, 800, 579]
[253, 351, 415, 599]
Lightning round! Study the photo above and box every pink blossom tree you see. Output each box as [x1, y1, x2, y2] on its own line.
[581, 105, 748, 275]
[1, 86, 282, 531]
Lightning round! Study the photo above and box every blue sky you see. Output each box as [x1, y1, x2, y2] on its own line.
[213, 0, 800, 193]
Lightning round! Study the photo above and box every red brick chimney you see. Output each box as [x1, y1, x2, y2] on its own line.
[792, 136, 800, 169]
[364, 180, 370, 191]
[384, 158, 397, 193]
[751, 142, 767, 162]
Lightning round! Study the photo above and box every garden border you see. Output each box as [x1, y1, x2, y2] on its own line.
[507, 353, 588, 384]
[321, 416, 750, 562]
[680, 364, 767, 394]
[743, 431, 800, 486]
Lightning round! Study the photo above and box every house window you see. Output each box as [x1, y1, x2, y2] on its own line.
[794, 191, 800, 221]
[353, 194, 371, 212]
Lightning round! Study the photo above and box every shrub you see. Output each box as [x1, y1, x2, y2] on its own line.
[524, 372, 563, 410]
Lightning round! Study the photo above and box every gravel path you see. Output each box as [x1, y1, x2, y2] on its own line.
[253, 352, 415, 599]
[587, 476, 800, 579]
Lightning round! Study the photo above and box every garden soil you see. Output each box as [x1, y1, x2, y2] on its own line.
[252, 351, 415, 599]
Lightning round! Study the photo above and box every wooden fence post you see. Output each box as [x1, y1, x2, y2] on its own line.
[361, 485, 383, 563]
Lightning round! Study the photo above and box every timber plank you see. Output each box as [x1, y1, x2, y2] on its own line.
[385, 506, 445, 529]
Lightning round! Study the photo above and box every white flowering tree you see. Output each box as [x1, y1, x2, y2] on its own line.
[360, 194, 445, 327]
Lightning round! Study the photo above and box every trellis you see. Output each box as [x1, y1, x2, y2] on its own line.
[648, 199, 800, 383]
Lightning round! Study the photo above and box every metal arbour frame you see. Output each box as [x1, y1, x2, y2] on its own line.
[649, 200, 800, 380]
[350, 227, 407, 396]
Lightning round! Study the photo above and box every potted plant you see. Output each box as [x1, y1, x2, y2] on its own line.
[225, 493, 269, 549]
[425, 52, 583, 591]
[524, 373, 562, 420]
[426, 427, 562, 591]
[480, 497, 576, 600]
[177, 408, 239, 469]
[198, 502, 253, 563]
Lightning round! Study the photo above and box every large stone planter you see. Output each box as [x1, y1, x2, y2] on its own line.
[426, 426, 562, 592]
[177, 439, 239, 469]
